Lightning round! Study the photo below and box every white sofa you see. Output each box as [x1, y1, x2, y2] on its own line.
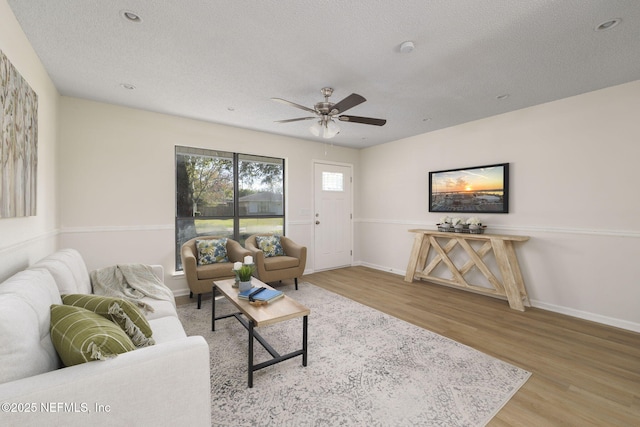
[0, 249, 211, 426]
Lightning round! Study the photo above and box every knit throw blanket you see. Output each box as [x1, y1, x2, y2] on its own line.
[90, 264, 175, 313]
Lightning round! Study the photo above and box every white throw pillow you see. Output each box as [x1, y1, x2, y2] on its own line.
[30, 248, 92, 294]
[0, 269, 63, 384]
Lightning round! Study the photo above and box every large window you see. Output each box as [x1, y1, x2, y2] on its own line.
[175, 147, 284, 270]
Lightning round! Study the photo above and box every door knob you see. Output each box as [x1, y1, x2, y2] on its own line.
[315, 221, 320, 225]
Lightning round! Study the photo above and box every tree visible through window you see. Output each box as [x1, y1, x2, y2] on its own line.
[175, 147, 284, 270]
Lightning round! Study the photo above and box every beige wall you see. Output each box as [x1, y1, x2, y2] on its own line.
[57, 97, 360, 293]
[356, 80, 640, 331]
[2, 0, 639, 331]
[0, 0, 59, 281]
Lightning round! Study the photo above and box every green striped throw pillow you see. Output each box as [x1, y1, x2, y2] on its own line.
[50, 305, 136, 366]
[61, 294, 155, 347]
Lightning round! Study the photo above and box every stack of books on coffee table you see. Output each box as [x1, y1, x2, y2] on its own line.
[238, 287, 284, 303]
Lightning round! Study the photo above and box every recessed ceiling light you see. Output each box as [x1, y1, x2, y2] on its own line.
[121, 10, 142, 23]
[120, 83, 136, 90]
[496, 94, 509, 100]
[595, 18, 621, 31]
[399, 41, 415, 54]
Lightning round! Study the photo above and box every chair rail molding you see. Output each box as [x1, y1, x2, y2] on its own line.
[0, 229, 59, 253]
[355, 218, 640, 238]
[60, 224, 174, 233]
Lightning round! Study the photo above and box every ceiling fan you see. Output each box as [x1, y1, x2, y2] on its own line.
[271, 87, 386, 139]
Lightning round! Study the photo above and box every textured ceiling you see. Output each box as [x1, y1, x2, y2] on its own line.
[7, 0, 640, 148]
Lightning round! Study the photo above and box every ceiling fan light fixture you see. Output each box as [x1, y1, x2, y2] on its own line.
[324, 119, 340, 138]
[309, 121, 322, 137]
[310, 118, 339, 139]
[278, 88, 384, 138]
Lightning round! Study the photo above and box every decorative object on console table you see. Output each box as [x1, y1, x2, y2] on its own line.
[437, 216, 486, 234]
[437, 216, 453, 232]
[466, 216, 485, 234]
[405, 229, 530, 311]
[468, 224, 485, 234]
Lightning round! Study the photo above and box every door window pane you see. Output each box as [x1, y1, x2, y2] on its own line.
[322, 172, 344, 192]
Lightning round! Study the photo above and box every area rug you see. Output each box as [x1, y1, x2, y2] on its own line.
[177, 282, 530, 426]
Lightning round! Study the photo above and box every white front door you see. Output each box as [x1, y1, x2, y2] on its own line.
[313, 162, 353, 271]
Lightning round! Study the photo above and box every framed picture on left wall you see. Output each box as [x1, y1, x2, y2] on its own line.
[0, 48, 38, 218]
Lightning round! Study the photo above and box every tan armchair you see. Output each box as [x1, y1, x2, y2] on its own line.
[245, 234, 306, 290]
[181, 236, 250, 309]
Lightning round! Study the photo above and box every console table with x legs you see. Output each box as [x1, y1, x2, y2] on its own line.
[405, 229, 530, 311]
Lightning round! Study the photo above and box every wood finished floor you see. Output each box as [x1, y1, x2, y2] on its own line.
[299, 267, 640, 426]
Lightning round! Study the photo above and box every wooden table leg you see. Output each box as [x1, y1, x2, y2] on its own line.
[492, 239, 525, 311]
[405, 233, 426, 282]
[505, 240, 531, 307]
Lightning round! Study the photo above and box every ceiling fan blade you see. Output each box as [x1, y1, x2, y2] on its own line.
[275, 117, 317, 123]
[330, 93, 366, 114]
[271, 97, 317, 114]
[338, 115, 387, 126]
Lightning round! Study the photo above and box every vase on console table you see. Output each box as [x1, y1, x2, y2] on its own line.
[438, 223, 451, 232]
[239, 281, 252, 292]
[468, 224, 485, 234]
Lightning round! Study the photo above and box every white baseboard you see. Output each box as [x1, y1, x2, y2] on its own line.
[356, 261, 640, 334]
[529, 300, 640, 333]
[171, 268, 317, 299]
[355, 260, 407, 277]
[173, 289, 191, 298]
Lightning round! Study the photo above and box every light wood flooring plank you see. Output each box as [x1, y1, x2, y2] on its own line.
[302, 266, 640, 426]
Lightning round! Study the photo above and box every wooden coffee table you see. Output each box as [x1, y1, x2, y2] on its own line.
[212, 277, 310, 387]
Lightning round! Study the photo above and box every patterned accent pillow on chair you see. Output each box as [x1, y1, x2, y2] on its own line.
[256, 235, 286, 257]
[196, 238, 229, 265]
